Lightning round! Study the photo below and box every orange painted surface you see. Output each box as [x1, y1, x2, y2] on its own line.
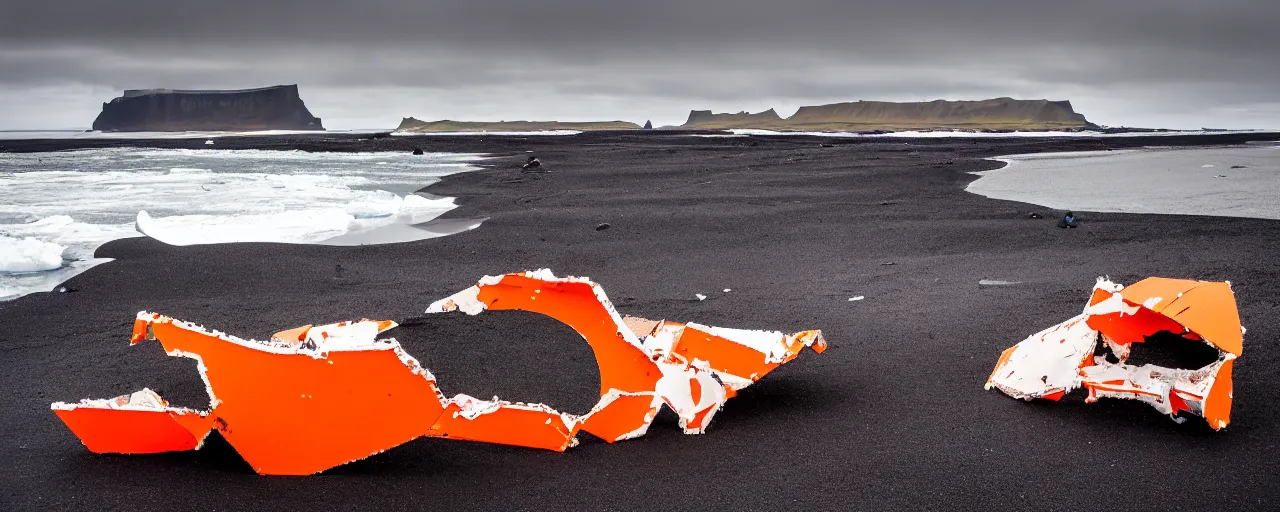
[673, 380, 733, 432]
[457, 272, 824, 441]
[1086, 297, 1188, 346]
[1167, 391, 1191, 417]
[52, 270, 827, 474]
[673, 326, 783, 381]
[684, 405, 719, 432]
[1118, 278, 1243, 355]
[1040, 390, 1066, 401]
[427, 402, 579, 451]
[472, 275, 662, 396]
[61, 315, 451, 475]
[987, 345, 1018, 385]
[270, 324, 312, 343]
[146, 320, 446, 476]
[54, 408, 212, 454]
[993, 277, 1242, 430]
[1204, 359, 1234, 429]
[579, 393, 661, 441]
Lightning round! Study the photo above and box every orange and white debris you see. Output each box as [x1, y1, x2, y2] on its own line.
[986, 277, 1242, 429]
[50, 269, 826, 475]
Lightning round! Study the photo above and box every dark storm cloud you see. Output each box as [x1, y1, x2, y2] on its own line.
[1, 0, 1278, 129]
[4, 1, 1279, 51]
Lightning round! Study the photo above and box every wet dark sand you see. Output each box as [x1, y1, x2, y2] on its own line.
[3, 132, 1280, 510]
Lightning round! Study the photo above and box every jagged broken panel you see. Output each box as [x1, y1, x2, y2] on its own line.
[51, 270, 826, 475]
[986, 277, 1242, 429]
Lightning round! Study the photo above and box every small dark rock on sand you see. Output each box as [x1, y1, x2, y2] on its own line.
[412, 148, 424, 155]
[1028, 212, 1043, 219]
[595, 223, 611, 231]
[1058, 211, 1077, 228]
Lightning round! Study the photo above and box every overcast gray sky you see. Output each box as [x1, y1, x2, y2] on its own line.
[2, 0, 1278, 130]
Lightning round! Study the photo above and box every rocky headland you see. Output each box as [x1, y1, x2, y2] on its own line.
[677, 98, 1094, 131]
[91, 85, 324, 132]
[395, 118, 640, 133]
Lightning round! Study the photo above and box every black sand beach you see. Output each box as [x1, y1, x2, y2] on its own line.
[3, 132, 1280, 510]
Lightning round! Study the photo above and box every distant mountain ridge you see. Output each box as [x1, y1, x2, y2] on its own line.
[396, 117, 640, 133]
[679, 98, 1094, 131]
[393, 97, 1095, 134]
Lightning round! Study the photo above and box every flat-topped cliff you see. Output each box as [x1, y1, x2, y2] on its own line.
[682, 109, 783, 129]
[395, 118, 640, 133]
[92, 85, 324, 132]
[679, 98, 1093, 131]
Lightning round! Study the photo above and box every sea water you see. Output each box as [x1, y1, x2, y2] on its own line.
[967, 142, 1280, 219]
[0, 129, 386, 140]
[728, 129, 1271, 138]
[0, 148, 485, 300]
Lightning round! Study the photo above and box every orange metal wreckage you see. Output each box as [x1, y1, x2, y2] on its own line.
[985, 277, 1243, 429]
[51, 270, 827, 475]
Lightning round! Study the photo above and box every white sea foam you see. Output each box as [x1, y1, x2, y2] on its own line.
[0, 148, 485, 299]
[967, 144, 1280, 220]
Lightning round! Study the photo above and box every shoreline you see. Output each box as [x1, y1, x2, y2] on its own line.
[4, 129, 1278, 154]
[3, 131, 1280, 510]
[970, 143, 1280, 221]
[0, 148, 487, 300]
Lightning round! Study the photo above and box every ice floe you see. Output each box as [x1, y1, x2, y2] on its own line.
[0, 236, 65, 273]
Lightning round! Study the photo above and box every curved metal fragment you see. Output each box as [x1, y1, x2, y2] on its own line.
[986, 277, 1242, 430]
[426, 269, 827, 441]
[51, 269, 826, 474]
